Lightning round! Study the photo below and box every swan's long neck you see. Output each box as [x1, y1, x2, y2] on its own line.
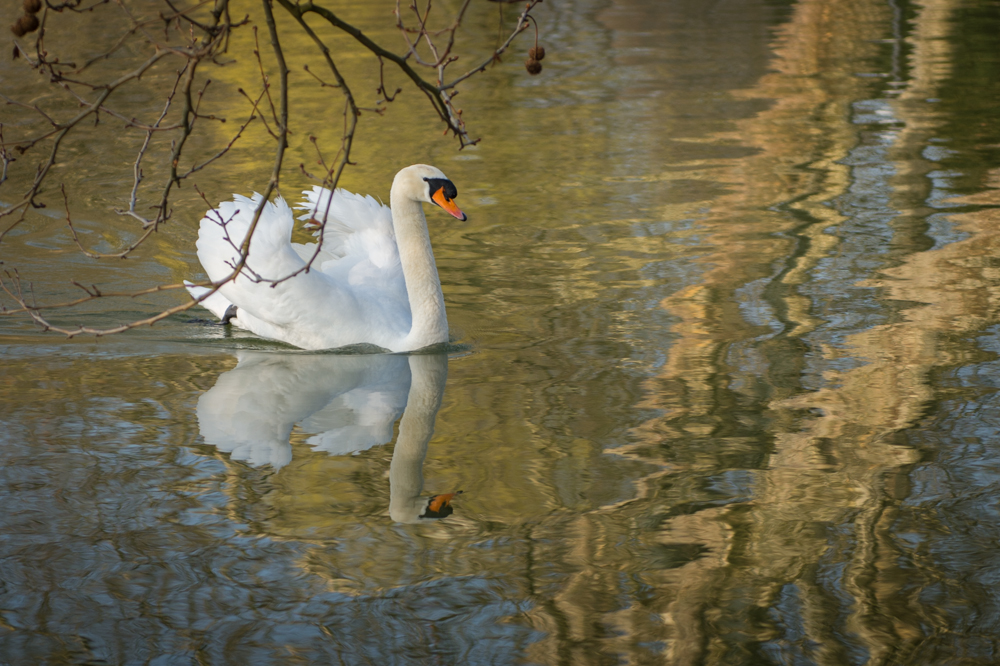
[389, 354, 448, 523]
[390, 186, 448, 349]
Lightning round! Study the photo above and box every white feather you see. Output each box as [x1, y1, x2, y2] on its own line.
[187, 165, 460, 351]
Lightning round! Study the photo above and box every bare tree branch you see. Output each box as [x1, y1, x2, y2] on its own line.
[0, 0, 546, 340]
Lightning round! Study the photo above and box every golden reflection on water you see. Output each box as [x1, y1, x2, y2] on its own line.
[3, 0, 1000, 663]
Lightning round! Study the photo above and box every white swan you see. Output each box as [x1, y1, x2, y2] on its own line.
[185, 164, 467, 352]
[197, 351, 459, 522]
[196, 352, 411, 469]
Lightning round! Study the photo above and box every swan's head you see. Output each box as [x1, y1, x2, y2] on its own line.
[390, 491, 461, 524]
[395, 164, 467, 221]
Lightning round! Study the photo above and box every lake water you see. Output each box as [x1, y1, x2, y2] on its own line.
[3, 0, 1000, 664]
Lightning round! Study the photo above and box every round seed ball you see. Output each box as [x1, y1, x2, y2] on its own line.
[20, 13, 39, 33]
[12, 13, 39, 36]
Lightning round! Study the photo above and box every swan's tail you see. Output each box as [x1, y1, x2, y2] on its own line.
[185, 281, 233, 320]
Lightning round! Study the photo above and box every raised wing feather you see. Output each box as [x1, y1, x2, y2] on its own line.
[294, 187, 408, 309]
[193, 190, 411, 350]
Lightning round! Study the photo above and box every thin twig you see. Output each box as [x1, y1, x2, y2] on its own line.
[0, 0, 543, 339]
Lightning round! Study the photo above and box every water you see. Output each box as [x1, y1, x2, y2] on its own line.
[2, 0, 1000, 663]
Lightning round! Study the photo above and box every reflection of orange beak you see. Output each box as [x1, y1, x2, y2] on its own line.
[428, 493, 457, 513]
[432, 189, 467, 221]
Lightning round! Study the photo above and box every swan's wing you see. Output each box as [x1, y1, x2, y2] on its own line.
[196, 194, 359, 333]
[301, 371, 410, 456]
[198, 352, 411, 464]
[196, 353, 302, 469]
[296, 186, 394, 250]
[196, 193, 302, 288]
[194, 191, 412, 349]
[294, 188, 409, 308]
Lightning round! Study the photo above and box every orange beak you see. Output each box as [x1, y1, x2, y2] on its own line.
[428, 493, 457, 513]
[432, 189, 467, 221]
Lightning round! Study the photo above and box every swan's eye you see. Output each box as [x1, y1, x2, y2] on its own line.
[423, 177, 458, 203]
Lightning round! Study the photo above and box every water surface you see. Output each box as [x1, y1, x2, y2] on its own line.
[3, 0, 1000, 663]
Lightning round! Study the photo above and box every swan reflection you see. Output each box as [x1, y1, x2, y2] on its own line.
[197, 351, 455, 522]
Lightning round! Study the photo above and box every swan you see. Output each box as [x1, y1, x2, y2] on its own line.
[197, 351, 459, 522]
[185, 164, 467, 352]
[196, 352, 411, 468]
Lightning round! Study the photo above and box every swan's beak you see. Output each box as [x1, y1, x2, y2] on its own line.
[432, 189, 467, 221]
[422, 491, 462, 519]
[428, 492, 457, 512]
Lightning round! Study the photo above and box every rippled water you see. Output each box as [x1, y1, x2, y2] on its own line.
[3, 0, 1000, 663]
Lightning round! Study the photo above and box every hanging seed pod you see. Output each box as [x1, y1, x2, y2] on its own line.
[525, 58, 542, 75]
[23, 0, 42, 14]
[12, 15, 33, 37]
[17, 13, 40, 35]
[529, 46, 546, 61]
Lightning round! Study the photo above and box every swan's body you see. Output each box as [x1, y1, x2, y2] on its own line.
[186, 164, 466, 352]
